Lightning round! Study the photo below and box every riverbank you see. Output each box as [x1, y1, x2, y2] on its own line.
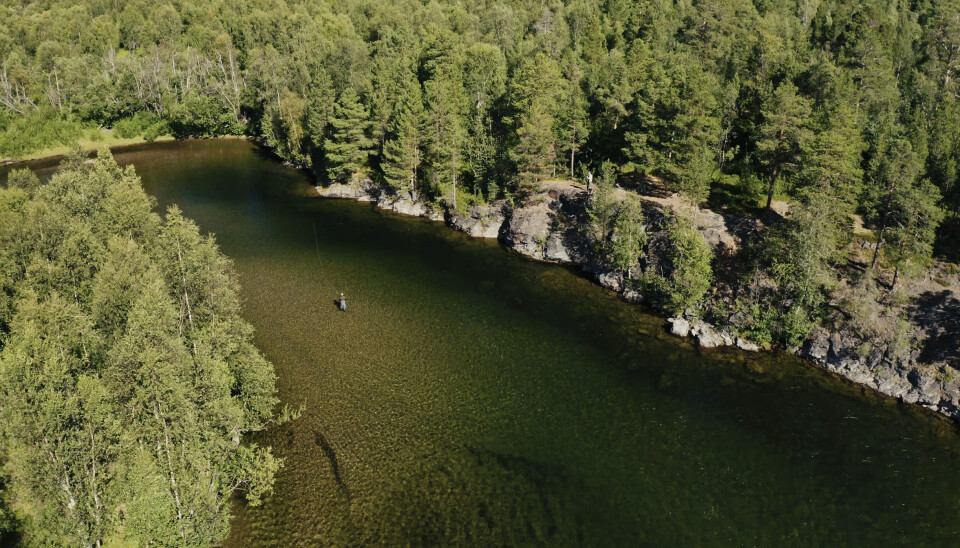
[0, 134, 257, 167]
[0, 133, 177, 166]
[7, 139, 957, 423]
[315, 179, 960, 423]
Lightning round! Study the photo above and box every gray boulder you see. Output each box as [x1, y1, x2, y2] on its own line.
[669, 317, 691, 337]
[502, 203, 553, 259]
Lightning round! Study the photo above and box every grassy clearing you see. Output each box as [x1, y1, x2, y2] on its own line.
[0, 129, 176, 165]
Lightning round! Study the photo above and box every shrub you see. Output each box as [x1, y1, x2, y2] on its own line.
[112, 111, 159, 139]
[665, 215, 713, 313]
[0, 108, 83, 159]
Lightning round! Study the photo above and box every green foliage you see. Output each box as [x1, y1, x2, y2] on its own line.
[586, 162, 619, 254]
[755, 82, 812, 209]
[510, 53, 564, 188]
[884, 179, 945, 287]
[769, 194, 842, 311]
[381, 72, 424, 196]
[609, 195, 646, 277]
[0, 0, 956, 357]
[0, 153, 280, 546]
[325, 88, 374, 183]
[625, 50, 721, 203]
[0, 109, 82, 159]
[423, 60, 469, 207]
[587, 165, 647, 277]
[762, 193, 846, 345]
[113, 112, 161, 139]
[0, 0, 955, 227]
[654, 214, 714, 315]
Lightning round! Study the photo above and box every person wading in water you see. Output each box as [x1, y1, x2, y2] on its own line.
[339, 292, 347, 312]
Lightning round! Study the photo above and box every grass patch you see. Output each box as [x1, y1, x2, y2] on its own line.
[1, 130, 175, 164]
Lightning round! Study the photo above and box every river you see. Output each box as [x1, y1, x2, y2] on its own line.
[5, 139, 960, 545]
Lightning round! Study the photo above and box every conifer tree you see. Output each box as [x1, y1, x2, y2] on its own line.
[513, 104, 556, 187]
[557, 53, 590, 180]
[423, 68, 468, 208]
[381, 74, 424, 198]
[756, 82, 812, 209]
[510, 53, 564, 188]
[865, 137, 922, 269]
[884, 179, 945, 289]
[610, 195, 646, 277]
[325, 88, 374, 183]
[661, 214, 713, 315]
[797, 98, 866, 215]
[625, 51, 720, 203]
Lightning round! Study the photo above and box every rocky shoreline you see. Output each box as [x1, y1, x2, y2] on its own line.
[316, 180, 960, 423]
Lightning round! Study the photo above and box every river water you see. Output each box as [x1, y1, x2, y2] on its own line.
[5, 139, 960, 546]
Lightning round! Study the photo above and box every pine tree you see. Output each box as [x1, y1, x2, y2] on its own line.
[510, 53, 564, 188]
[557, 53, 590, 180]
[766, 193, 844, 344]
[381, 74, 424, 198]
[797, 98, 866, 215]
[625, 51, 720, 203]
[661, 214, 713, 314]
[513, 104, 556, 188]
[884, 178, 945, 289]
[865, 137, 922, 269]
[463, 42, 507, 199]
[756, 82, 812, 209]
[423, 67, 468, 208]
[610, 195, 646, 277]
[325, 88, 374, 184]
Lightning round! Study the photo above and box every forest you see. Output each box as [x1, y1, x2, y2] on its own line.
[0, 152, 281, 545]
[1, 0, 957, 347]
[0, 0, 959, 541]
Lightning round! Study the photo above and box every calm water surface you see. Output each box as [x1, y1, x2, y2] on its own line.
[6, 139, 960, 546]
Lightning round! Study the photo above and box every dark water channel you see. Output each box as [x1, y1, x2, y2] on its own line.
[6, 139, 960, 546]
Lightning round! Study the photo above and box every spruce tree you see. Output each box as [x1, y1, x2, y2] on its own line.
[557, 53, 590, 180]
[325, 88, 374, 184]
[610, 196, 646, 278]
[381, 74, 424, 198]
[513, 104, 556, 187]
[423, 68, 468, 208]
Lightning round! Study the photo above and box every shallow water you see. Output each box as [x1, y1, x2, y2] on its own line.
[6, 139, 960, 546]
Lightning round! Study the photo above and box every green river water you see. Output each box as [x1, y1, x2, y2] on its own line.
[7, 139, 960, 546]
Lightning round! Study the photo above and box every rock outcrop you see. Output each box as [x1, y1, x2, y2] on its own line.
[499, 185, 591, 264]
[449, 203, 506, 239]
[313, 178, 960, 423]
[800, 328, 959, 416]
[316, 182, 371, 200]
[501, 202, 554, 260]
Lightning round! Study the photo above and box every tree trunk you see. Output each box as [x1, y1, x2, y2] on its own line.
[891, 239, 906, 290]
[871, 214, 888, 269]
[765, 165, 779, 210]
[570, 146, 575, 180]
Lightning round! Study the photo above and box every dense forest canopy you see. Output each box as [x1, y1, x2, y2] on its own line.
[1, 0, 958, 214]
[0, 0, 954, 371]
[0, 152, 281, 546]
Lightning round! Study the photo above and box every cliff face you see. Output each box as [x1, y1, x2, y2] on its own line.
[316, 181, 960, 422]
